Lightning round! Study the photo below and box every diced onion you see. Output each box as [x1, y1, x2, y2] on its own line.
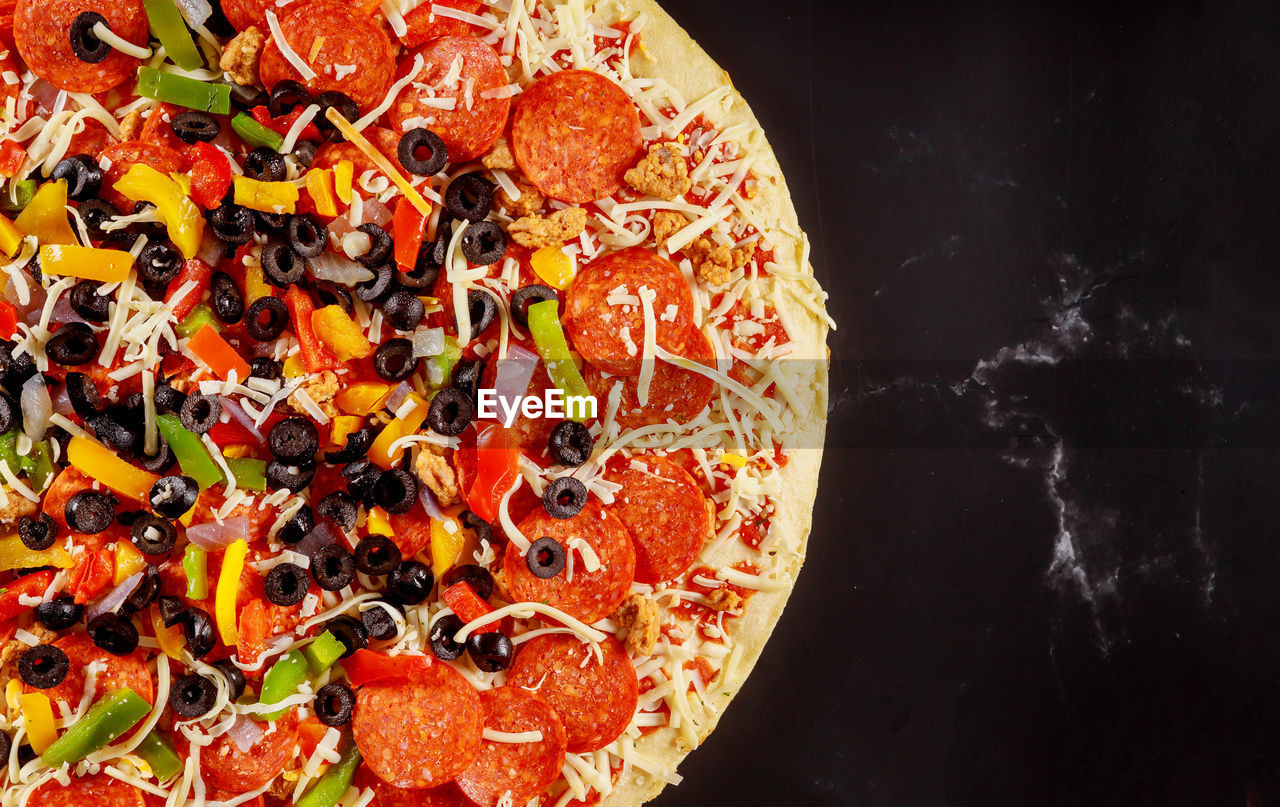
[175, 0, 213, 27]
[308, 251, 374, 286]
[20, 374, 52, 442]
[382, 381, 411, 413]
[412, 327, 445, 358]
[295, 519, 340, 557]
[225, 713, 264, 753]
[221, 397, 264, 443]
[492, 343, 539, 405]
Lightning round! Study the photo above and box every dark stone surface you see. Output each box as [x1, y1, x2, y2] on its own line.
[653, 0, 1280, 805]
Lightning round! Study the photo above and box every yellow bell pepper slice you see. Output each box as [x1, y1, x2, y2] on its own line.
[21, 693, 57, 753]
[306, 168, 339, 217]
[368, 393, 428, 469]
[312, 305, 374, 361]
[0, 534, 73, 571]
[150, 607, 185, 660]
[365, 505, 394, 537]
[38, 245, 134, 283]
[333, 159, 354, 205]
[244, 264, 272, 303]
[221, 443, 253, 459]
[14, 180, 77, 246]
[0, 214, 24, 258]
[169, 173, 192, 195]
[67, 437, 159, 503]
[282, 353, 307, 378]
[233, 176, 299, 214]
[114, 540, 147, 585]
[215, 539, 249, 646]
[530, 246, 574, 290]
[720, 452, 748, 469]
[324, 109, 431, 215]
[113, 164, 205, 259]
[330, 415, 363, 447]
[334, 382, 392, 416]
[430, 515, 465, 574]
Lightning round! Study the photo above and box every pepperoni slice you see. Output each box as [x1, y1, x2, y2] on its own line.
[14, 0, 149, 93]
[511, 69, 643, 203]
[584, 327, 717, 430]
[353, 663, 484, 789]
[387, 36, 509, 163]
[99, 140, 185, 210]
[603, 454, 710, 584]
[0, 49, 24, 111]
[258, 0, 396, 112]
[25, 634, 155, 712]
[220, 0, 272, 32]
[455, 687, 568, 807]
[398, 0, 486, 48]
[564, 247, 695, 376]
[506, 634, 638, 753]
[504, 500, 636, 625]
[200, 708, 299, 793]
[28, 772, 145, 807]
[312, 125, 402, 175]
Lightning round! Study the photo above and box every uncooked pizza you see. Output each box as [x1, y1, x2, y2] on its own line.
[0, 0, 831, 805]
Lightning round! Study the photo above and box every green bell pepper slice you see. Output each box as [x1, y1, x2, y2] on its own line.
[527, 299, 593, 421]
[258, 650, 308, 721]
[136, 67, 231, 115]
[41, 688, 151, 767]
[143, 0, 204, 71]
[135, 730, 183, 781]
[176, 302, 220, 340]
[296, 741, 361, 807]
[225, 457, 267, 491]
[19, 440, 55, 492]
[157, 413, 223, 489]
[434, 335, 463, 386]
[231, 112, 285, 152]
[302, 631, 345, 675]
[0, 179, 37, 213]
[0, 430, 18, 473]
[182, 543, 207, 600]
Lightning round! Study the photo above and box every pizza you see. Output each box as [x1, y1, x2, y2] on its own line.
[0, 0, 830, 805]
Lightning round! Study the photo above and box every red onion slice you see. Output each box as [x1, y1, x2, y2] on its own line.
[224, 713, 264, 752]
[382, 381, 411, 414]
[21, 375, 51, 442]
[419, 484, 445, 520]
[220, 397, 264, 443]
[295, 519, 341, 557]
[360, 199, 392, 226]
[491, 343, 540, 413]
[186, 516, 250, 551]
[85, 572, 143, 622]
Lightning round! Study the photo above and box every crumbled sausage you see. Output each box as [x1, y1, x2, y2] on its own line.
[652, 210, 688, 246]
[704, 587, 743, 613]
[267, 774, 294, 802]
[118, 109, 144, 142]
[690, 236, 751, 287]
[481, 136, 517, 172]
[287, 371, 340, 420]
[415, 444, 460, 507]
[612, 593, 661, 657]
[507, 207, 588, 249]
[0, 623, 52, 669]
[625, 142, 692, 200]
[219, 26, 265, 87]
[494, 177, 546, 218]
[0, 489, 38, 525]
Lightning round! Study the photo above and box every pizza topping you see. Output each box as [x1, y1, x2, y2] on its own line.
[613, 592, 661, 657]
[626, 141, 694, 200]
[507, 206, 588, 249]
[219, 25, 265, 86]
[415, 442, 462, 506]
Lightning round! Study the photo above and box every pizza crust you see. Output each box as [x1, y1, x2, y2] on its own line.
[592, 0, 830, 803]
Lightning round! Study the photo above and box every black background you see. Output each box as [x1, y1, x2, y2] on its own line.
[653, 1, 1280, 806]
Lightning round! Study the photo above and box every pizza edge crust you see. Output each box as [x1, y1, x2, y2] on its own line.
[599, 1, 830, 804]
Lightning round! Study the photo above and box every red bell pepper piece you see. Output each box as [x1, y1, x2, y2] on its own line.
[0, 140, 26, 178]
[392, 196, 428, 273]
[460, 422, 519, 524]
[341, 649, 432, 687]
[441, 582, 499, 633]
[65, 549, 114, 605]
[296, 714, 329, 760]
[0, 300, 18, 339]
[166, 259, 214, 322]
[249, 105, 321, 142]
[237, 597, 269, 666]
[0, 571, 55, 621]
[284, 286, 342, 372]
[189, 141, 233, 210]
[188, 323, 252, 382]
